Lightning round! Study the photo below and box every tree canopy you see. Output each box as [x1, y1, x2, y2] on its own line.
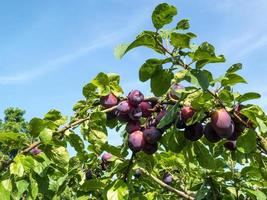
[0, 3, 267, 200]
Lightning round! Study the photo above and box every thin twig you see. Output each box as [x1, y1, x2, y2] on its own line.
[139, 167, 195, 200]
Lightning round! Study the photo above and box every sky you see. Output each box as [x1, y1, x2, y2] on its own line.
[1, 1, 267, 147]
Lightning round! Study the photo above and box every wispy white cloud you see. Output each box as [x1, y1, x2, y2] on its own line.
[218, 33, 267, 59]
[0, 8, 149, 85]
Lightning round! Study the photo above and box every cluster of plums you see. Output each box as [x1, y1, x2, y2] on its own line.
[101, 90, 165, 155]
[100, 85, 250, 153]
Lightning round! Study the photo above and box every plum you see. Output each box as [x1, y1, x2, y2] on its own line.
[128, 131, 145, 152]
[139, 101, 152, 117]
[176, 113, 186, 129]
[224, 140, 236, 151]
[169, 83, 184, 100]
[128, 90, 144, 106]
[102, 153, 112, 162]
[184, 123, 204, 141]
[143, 142, 158, 155]
[143, 127, 162, 144]
[116, 101, 131, 114]
[100, 93, 118, 108]
[163, 172, 172, 185]
[30, 147, 42, 155]
[86, 169, 93, 180]
[181, 106, 195, 122]
[134, 169, 142, 178]
[155, 110, 167, 124]
[126, 120, 141, 133]
[129, 107, 143, 120]
[211, 109, 234, 138]
[204, 122, 221, 143]
[117, 113, 131, 123]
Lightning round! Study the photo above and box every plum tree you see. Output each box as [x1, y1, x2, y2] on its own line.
[0, 3, 266, 200]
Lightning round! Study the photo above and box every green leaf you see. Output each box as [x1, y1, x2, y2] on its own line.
[91, 72, 110, 96]
[29, 175, 38, 199]
[81, 180, 105, 191]
[170, 32, 191, 48]
[0, 181, 10, 200]
[29, 118, 47, 137]
[222, 73, 247, 86]
[105, 180, 129, 200]
[157, 104, 180, 129]
[152, 3, 177, 29]
[236, 92, 261, 103]
[176, 19, 190, 30]
[167, 130, 188, 153]
[150, 69, 174, 96]
[10, 157, 24, 177]
[39, 128, 53, 144]
[194, 142, 216, 169]
[185, 69, 209, 90]
[226, 63, 242, 74]
[82, 83, 97, 99]
[139, 59, 162, 82]
[46, 146, 70, 168]
[114, 44, 129, 59]
[16, 180, 29, 198]
[115, 31, 165, 59]
[81, 112, 107, 145]
[66, 131, 85, 153]
[190, 42, 225, 68]
[243, 188, 266, 200]
[108, 73, 123, 96]
[237, 129, 256, 153]
[0, 132, 27, 144]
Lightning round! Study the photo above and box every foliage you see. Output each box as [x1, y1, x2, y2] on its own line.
[0, 3, 267, 200]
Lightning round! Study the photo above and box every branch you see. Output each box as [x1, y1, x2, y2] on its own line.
[123, 152, 135, 182]
[139, 168, 195, 200]
[4, 105, 118, 169]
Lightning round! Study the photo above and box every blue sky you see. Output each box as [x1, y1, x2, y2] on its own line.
[1, 1, 267, 147]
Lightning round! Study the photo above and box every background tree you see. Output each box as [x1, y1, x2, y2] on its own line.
[0, 3, 267, 200]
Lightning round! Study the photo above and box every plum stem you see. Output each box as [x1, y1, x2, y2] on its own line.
[139, 167, 195, 200]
